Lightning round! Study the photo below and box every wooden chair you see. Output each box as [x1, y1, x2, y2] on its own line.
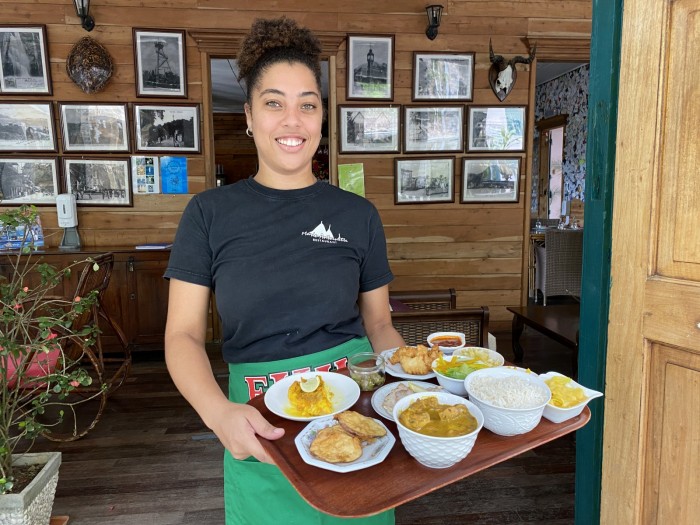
[389, 288, 457, 311]
[42, 253, 132, 442]
[534, 229, 584, 305]
[391, 307, 490, 348]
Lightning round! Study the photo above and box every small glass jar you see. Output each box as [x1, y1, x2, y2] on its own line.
[347, 352, 386, 392]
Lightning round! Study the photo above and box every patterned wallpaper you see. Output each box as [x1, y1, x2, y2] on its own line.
[532, 64, 590, 212]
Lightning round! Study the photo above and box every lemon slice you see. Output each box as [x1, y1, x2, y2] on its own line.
[299, 375, 321, 393]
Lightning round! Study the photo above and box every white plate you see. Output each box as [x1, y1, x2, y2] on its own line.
[264, 371, 360, 422]
[294, 416, 395, 473]
[370, 380, 443, 421]
[379, 348, 437, 380]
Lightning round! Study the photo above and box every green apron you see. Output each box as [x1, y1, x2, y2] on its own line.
[225, 337, 395, 525]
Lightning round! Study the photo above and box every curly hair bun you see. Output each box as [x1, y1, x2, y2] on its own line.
[237, 17, 322, 82]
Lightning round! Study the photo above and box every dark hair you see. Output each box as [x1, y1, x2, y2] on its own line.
[237, 17, 322, 104]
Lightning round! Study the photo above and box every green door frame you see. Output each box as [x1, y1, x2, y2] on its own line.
[575, 0, 623, 523]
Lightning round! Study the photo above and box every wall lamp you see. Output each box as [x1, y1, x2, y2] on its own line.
[425, 4, 443, 40]
[73, 0, 95, 32]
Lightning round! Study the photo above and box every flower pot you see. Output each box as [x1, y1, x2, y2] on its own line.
[0, 452, 61, 525]
[5, 348, 61, 389]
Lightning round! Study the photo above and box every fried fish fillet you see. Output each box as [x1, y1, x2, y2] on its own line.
[335, 411, 386, 441]
[309, 425, 362, 463]
[390, 345, 443, 375]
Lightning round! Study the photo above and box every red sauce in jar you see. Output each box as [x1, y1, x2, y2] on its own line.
[429, 336, 463, 347]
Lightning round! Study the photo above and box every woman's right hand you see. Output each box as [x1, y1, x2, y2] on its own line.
[209, 402, 285, 464]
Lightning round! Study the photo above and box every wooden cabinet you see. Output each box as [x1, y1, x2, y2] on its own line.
[0, 247, 171, 351]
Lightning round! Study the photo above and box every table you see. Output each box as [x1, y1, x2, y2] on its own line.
[250, 376, 590, 517]
[507, 304, 580, 376]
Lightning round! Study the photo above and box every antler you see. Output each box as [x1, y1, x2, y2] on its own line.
[510, 43, 537, 66]
[489, 39, 505, 68]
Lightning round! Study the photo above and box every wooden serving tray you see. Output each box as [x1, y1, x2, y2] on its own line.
[250, 377, 591, 518]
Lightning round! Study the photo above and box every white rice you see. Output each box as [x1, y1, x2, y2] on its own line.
[468, 375, 548, 409]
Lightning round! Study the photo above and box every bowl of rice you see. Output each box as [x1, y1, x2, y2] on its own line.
[464, 367, 551, 436]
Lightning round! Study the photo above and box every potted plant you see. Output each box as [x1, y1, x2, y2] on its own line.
[0, 205, 103, 523]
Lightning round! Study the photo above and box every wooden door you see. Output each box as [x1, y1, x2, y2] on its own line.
[126, 255, 170, 347]
[601, 0, 700, 523]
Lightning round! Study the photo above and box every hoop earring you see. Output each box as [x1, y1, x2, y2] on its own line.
[246, 128, 253, 138]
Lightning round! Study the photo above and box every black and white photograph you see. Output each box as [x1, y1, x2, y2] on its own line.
[59, 103, 129, 153]
[347, 35, 394, 100]
[134, 104, 200, 153]
[338, 105, 400, 154]
[413, 52, 474, 101]
[64, 158, 132, 206]
[133, 29, 187, 97]
[0, 157, 59, 205]
[461, 157, 521, 203]
[0, 25, 52, 95]
[0, 102, 56, 152]
[394, 157, 455, 204]
[404, 105, 464, 153]
[468, 106, 526, 152]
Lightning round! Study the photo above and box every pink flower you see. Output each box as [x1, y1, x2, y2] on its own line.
[22, 286, 28, 292]
[13, 303, 22, 310]
[74, 296, 81, 302]
[46, 331, 58, 341]
[70, 380, 80, 387]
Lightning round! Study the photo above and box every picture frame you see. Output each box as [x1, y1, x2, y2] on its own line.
[346, 34, 394, 100]
[0, 157, 59, 205]
[394, 157, 455, 204]
[59, 103, 129, 153]
[131, 155, 160, 194]
[338, 105, 400, 154]
[133, 104, 200, 153]
[0, 102, 56, 152]
[467, 106, 526, 152]
[413, 52, 474, 101]
[133, 28, 187, 98]
[461, 157, 521, 203]
[0, 25, 52, 95]
[63, 158, 132, 206]
[404, 105, 464, 153]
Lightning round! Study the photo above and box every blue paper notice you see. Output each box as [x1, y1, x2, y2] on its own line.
[160, 156, 188, 194]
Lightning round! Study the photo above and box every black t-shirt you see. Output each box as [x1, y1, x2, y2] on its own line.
[165, 177, 393, 364]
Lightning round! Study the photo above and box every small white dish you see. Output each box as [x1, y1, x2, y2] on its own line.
[294, 415, 395, 473]
[264, 371, 360, 422]
[539, 371, 603, 423]
[370, 380, 443, 421]
[379, 348, 437, 380]
[426, 331, 466, 354]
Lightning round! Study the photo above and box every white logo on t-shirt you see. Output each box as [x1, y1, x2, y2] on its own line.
[301, 221, 348, 244]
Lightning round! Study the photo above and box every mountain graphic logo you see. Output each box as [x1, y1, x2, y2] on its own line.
[301, 221, 348, 243]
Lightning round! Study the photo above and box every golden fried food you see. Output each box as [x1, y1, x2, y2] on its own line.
[335, 411, 387, 441]
[287, 376, 333, 417]
[390, 345, 443, 375]
[309, 425, 362, 463]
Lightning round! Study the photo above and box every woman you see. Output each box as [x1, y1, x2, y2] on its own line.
[164, 17, 404, 525]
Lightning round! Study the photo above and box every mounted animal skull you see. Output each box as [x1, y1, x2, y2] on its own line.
[488, 40, 537, 101]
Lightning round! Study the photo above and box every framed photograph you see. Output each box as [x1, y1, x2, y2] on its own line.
[461, 157, 521, 203]
[0, 157, 59, 205]
[404, 105, 464, 153]
[468, 106, 526, 152]
[134, 104, 200, 153]
[133, 28, 187, 98]
[0, 102, 56, 152]
[413, 52, 474, 101]
[346, 35, 394, 100]
[64, 158, 132, 206]
[394, 157, 455, 204]
[59, 103, 129, 153]
[338, 105, 400, 154]
[0, 25, 52, 95]
[131, 155, 160, 194]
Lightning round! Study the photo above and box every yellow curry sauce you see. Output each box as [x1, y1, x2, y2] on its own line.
[287, 376, 334, 417]
[398, 396, 477, 437]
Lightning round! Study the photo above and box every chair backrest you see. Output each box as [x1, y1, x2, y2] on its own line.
[538, 229, 583, 301]
[391, 307, 489, 347]
[70, 253, 114, 331]
[389, 288, 457, 311]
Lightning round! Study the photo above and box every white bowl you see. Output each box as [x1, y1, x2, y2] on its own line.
[464, 367, 551, 436]
[392, 391, 484, 469]
[539, 371, 603, 423]
[452, 346, 505, 368]
[431, 355, 472, 396]
[427, 331, 466, 354]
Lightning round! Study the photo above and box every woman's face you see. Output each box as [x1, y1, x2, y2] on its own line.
[245, 62, 323, 186]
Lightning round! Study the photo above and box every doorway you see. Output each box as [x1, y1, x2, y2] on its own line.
[536, 115, 568, 219]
